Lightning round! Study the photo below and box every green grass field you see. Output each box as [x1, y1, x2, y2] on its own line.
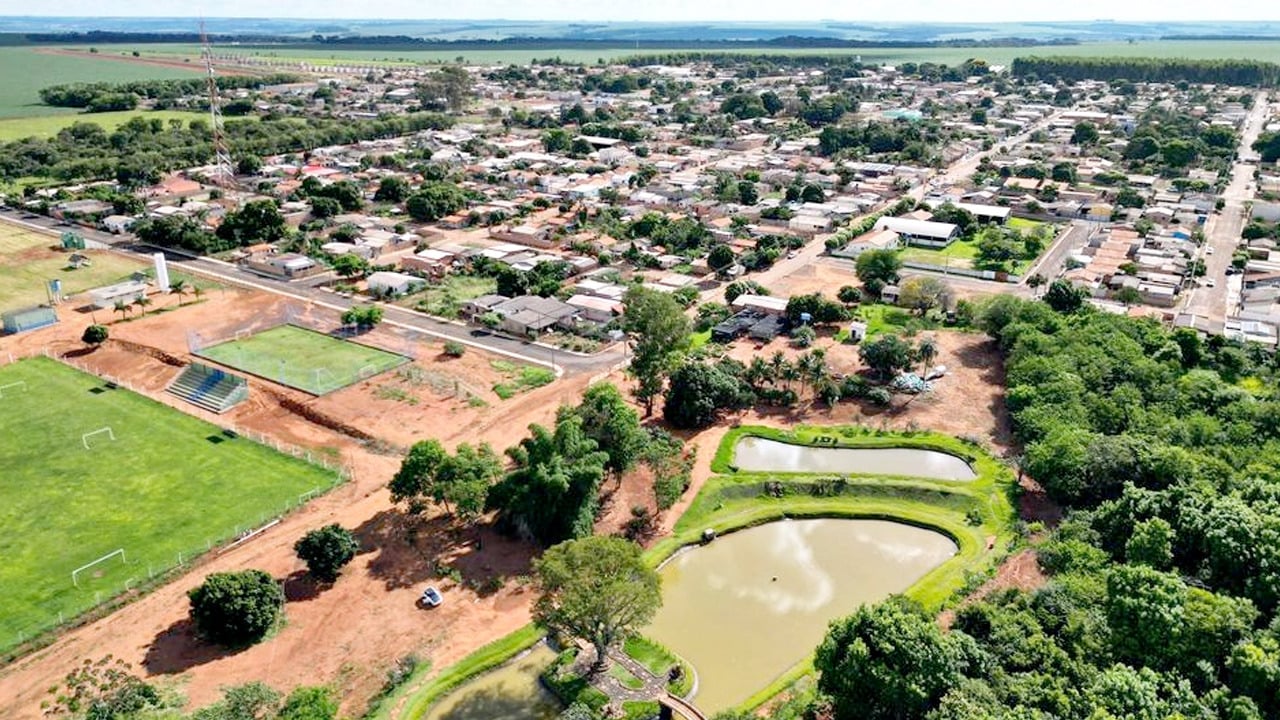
[0, 47, 202, 119]
[0, 221, 152, 312]
[402, 274, 498, 319]
[69, 38, 1280, 68]
[0, 357, 337, 652]
[196, 324, 409, 395]
[0, 109, 207, 142]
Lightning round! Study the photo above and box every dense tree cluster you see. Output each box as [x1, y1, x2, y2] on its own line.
[37, 74, 299, 110]
[1011, 56, 1280, 86]
[0, 112, 451, 184]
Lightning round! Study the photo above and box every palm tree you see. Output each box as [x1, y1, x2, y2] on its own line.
[192, 285, 204, 304]
[132, 295, 152, 316]
[798, 350, 829, 399]
[780, 362, 801, 395]
[169, 279, 189, 306]
[768, 351, 787, 386]
[916, 335, 938, 375]
[112, 299, 131, 321]
[745, 356, 770, 390]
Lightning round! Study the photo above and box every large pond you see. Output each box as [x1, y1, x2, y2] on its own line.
[734, 436, 977, 481]
[645, 519, 958, 713]
[423, 644, 561, 720]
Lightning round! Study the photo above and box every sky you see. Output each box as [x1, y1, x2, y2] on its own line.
[7, 1, 1279, 23]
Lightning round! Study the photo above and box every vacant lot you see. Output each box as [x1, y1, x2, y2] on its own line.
[0, 47, 201, 119]
[0, 357, 335, 652]
[197, 324, 409, 395]
[400, 274, 498, 319]
[0, 222, 151, 312]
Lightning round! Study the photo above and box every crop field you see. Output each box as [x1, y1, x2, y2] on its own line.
[0, 109, 207, 141]
[0, 357, 336, 653]
[196, 324, 409, 395]
[69, 39, 1280, 69]
[0, 46, 201, 119]
[0, 222, 151, 312]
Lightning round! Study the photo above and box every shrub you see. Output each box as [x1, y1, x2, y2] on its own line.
[188, 570, 283, 646]
[81, 324, 109, 345]
[443, 340, 466, 357]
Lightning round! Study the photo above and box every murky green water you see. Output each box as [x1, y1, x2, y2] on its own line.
[645, 519, 958, 713]
[734, 436, 977, 480]
[422, 644, 560, 720]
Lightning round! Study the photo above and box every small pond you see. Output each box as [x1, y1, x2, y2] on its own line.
[733, 436, 977, 480]
[422, 644, 561, 720]
[645, 518, 958, 713]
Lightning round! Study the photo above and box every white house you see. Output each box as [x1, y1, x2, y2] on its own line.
[366, 271, 426, 297]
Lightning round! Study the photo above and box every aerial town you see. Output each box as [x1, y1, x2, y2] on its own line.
[4, 17, 1280, 720]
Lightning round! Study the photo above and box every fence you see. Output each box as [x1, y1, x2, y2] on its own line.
[0, 348, 353, 657]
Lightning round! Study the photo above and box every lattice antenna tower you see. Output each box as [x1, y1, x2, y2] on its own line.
[200, 21, 234, 187]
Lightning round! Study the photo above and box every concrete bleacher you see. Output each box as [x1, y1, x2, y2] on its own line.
[167, 362, 249, 414]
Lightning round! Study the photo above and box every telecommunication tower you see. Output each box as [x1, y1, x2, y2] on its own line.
[200, 21, 235, 186]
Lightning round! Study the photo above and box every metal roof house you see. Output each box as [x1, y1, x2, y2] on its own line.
[873, 217, 960, 248]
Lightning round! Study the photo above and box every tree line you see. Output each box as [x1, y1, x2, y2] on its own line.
[38, 74, 299, 110]
[1011, 56, 1280, 86]
[0, 111, 451, 185]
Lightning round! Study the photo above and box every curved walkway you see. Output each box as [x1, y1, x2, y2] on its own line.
[602, 648, 707, 720]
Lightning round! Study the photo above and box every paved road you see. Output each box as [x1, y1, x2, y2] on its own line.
[0, 209, 628, 376]
[1182, 91, 1270, 327]
[1024, 220, 1095, 282]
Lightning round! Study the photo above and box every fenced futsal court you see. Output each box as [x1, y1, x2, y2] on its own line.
[188, 303, 414, 395]
[0, 352, 347, 655]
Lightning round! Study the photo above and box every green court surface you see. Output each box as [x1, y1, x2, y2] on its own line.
[0, 357, 337, 653]
[196, 324, 408, 395]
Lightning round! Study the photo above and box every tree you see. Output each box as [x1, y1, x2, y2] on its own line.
[1071, 121, 1100, 145]
[916, 335, 938, 374]
[1044, 279, 1088, 313]
[1026, 273, 1046, 294]
[50, 656, 163, 720]
[792, 324, 817, 348]
[309, 195, 341, 219]
[331, 253, 369, 279]
[406, 182, 467, 222]
[277, 686, 338, 720]
[374, 176, 410, 203]
[1050, 161, 1077, 184]
[897, 276, 950, 315]
[533, 536, 661, 672]
[235, 154, 262, 176]
[112, 299, 131, 321]
[187, 570, 283, 646]
[191, 682, 281, 720]
[1106, 564, 1185, 667]
[1114, 286, 1142, 306]
[340, 305, 382, 329]
[293, 525, 359, 583]
[169, 279, 189, 306]
[417, 65, 473, 112]
[724, 279, 767, 304]
[559, 383, 648, 475]
[663, 359, 754, 429]
[837, 285, 862, 305]
[859, 334, 915, 380]
[82, 324, 108, 347]
[815, 598, 967, 720]
[736, 180, 758, 206]
[487, 416, 608, 545]
[856, 249, 902, 287]
[707, 243, 736, 271]
[624, 286, 691, 416]
[217, 199, 287, 246]
[391, 439, 502, 521]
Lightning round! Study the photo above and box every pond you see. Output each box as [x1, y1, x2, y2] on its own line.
[645, 519, 958, 713]
[422, 644, 561, 720]
[733, 436, 977, 481]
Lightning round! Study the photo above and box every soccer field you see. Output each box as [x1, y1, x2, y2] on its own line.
[196, 324, 409, 395]
[0, 357, 338, 653]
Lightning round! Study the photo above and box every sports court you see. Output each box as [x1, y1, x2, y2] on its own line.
[195, 324, 408, 395]
[0, 357, 336, 652]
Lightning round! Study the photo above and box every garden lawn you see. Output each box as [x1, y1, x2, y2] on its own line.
[899, 238, 980, 269]
[0, 357, 336, 654]
[196, 324, 408, 395]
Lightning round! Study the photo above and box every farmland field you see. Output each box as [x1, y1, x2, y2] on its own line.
[70, 38, 1280, 69]
[196, 324, 409, 395]
[0, 46, 202, 119]
[0, 109, 208, 141]
[0, 357, 337, 653]
[0, 222, 151, 312]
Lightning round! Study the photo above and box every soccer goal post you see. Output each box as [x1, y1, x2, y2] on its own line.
[82, 426, 116, 450]
[72, 548, 125, 587]
[0, 380, 27, 398]
[314, 368, 337, 392]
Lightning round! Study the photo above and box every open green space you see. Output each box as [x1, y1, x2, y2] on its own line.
[853, 303, 942, 338]
[0, 109, 207, 141]
[490, 360, 556, 400]
[0, 46, 201, 119]
[900, 238, 981, 268]
[377, 423, 1015, 720]
[0, 357, 337, 655]
[0, 222, 152, 312]
[55, 38, 1280, 70]
[196, 324, 408, 395]
[402, 274, 498, 319]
